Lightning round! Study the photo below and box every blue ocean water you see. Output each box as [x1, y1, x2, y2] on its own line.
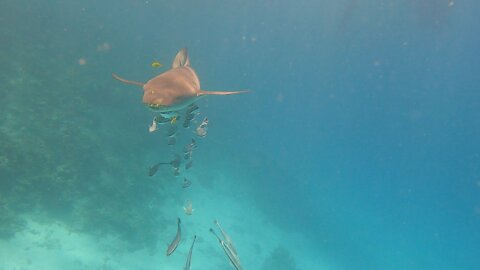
[1, 0, 479, 269]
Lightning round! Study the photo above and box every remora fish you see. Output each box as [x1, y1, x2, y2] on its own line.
[148, 155, 181, 176]
[112, 48, 247, 113]
[214, 220, 238, 256]
[184, 235, 197, 270]
[210, 227, 243, 270]
[167, 218, 181, 256]
[149, 162, 169, 176]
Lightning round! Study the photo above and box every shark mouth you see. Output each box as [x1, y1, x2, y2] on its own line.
[147, 103, 162, 110]
[146, 104, 177, 117]
[146, 103, 171, 113]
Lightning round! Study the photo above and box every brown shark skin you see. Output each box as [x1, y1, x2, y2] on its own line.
[142, 65, 200, 110]
[112, 48, 247, 113]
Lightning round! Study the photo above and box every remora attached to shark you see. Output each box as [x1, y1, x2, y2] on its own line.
[112, 48, 247, 113]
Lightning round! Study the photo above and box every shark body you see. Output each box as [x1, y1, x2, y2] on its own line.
[113, 48, 246, 114]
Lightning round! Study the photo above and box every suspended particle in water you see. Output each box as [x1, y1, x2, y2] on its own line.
[78, 58, 87, 65]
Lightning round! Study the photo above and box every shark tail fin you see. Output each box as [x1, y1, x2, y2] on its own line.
[198, 90, 249, 96]
[112, 73, 144, 87]
[172, 48, 190, 68]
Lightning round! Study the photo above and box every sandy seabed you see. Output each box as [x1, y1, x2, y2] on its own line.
[0, 168, 331, 270]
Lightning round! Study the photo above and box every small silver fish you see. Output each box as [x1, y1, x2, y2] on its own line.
[167, 126, 177, 137]
[195, 118, 208, 137]
[185, 112, 195, 121]
[199, 117, 208, 128]
[171, 155, 181, 169]
[186, 103, 199, 114]
[185, 161, 193, 170]
[183, 200, 194, 215]
[149, 118, 158, 133]
[166, 218, 181, 256]
[182, 178, 192, 188]
[183, 119, 190, 128]
[183, 139, 197, 153]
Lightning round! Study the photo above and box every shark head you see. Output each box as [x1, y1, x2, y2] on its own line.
[142, 85, 170, 112]
[141, 73, 196, 112]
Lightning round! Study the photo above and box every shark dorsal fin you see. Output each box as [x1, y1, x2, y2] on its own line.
[172, 48, 190, 68]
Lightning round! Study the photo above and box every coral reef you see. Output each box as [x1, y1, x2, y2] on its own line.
[0, 32, 168, 250]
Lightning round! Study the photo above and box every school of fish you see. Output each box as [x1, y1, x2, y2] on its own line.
[113, 48, 246, 269]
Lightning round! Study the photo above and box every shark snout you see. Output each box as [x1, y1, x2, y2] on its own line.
[143, 94, 168, 111]
[144, 99, 164, 109]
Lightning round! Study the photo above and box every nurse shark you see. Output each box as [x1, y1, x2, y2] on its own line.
[112, 48, 246, 114]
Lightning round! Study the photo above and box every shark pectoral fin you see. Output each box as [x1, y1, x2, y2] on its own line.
[112, 73, 145, 88]
[172, 48, 190, 68]
[198, 90, 249, 96]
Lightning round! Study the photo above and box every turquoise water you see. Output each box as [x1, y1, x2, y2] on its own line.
[1, 1, 479, 269]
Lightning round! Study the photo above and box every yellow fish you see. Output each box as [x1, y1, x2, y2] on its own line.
[170, 116, 177, 124]
[151, 60, 163, 68]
